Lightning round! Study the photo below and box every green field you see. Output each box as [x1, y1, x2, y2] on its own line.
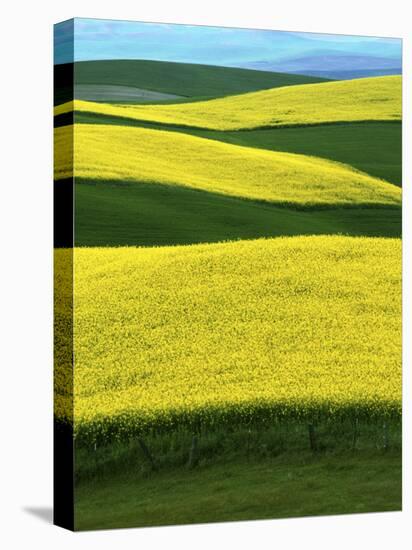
[74, 182, 401, 247]
[74, 59, 328, 99]
[55, 60, 328, 106]
[76, 446, 401, 530]
[55, 115, 402, 247]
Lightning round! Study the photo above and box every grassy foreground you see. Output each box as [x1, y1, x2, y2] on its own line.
[56, 75, 401, 130]
[55, 124, 401, 208]
[75, 446, 401, 530]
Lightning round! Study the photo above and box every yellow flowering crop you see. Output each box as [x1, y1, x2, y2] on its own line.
[54, 249, 73, 423]
[53, 236, 402, 444]
[55, 75, 401, 130]
[54, 124, 401, 208]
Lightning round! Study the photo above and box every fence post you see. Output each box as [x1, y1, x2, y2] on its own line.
[187, 435, 198, 469]
[138, 437, 158, 471]
[308, 423, 317, 452]
[352, 418, 359, 450]
[383, 423, 389, 451]
[246, 428, 251, 461]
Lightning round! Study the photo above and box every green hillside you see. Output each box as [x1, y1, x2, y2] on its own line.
[74, 181, 401, 247]
[73, 59, 329, 99]
[71, 113, 402, 187]
[57, 75, 401, 129]
[55, 124, 401, 209]
[53, 119, 401, 247]
[200, 122, 402, 187]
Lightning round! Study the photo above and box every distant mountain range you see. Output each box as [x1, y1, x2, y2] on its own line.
[283, 68, 401, 80]
[240, 53, 401, 80]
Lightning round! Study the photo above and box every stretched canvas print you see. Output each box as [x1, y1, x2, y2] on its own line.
[53, 18, 402, 531]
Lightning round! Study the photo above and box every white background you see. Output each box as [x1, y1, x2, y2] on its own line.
[0, 0, 410, 548]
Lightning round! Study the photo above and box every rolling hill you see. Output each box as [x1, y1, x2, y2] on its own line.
[70, 113, 402, 187]
[54, 59, 329, 105]
[57, 236, 401, 441]
[73, 181, 401, 247]
[55, 75, 401, 130]
[54, 124, 401, 209]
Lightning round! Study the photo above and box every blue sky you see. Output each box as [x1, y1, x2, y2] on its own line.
[54, 18, 401, 77]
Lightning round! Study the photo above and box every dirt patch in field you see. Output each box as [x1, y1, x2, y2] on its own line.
[74, 84, 184, 102]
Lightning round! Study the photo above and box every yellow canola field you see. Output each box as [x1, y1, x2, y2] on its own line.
[54, 249, 73, 423]
[54, 76, 401, 130]
[54, 124, 401, 208]
[55, 236, 401, 442]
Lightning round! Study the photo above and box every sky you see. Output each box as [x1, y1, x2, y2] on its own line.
[54, 18, 402, 78]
